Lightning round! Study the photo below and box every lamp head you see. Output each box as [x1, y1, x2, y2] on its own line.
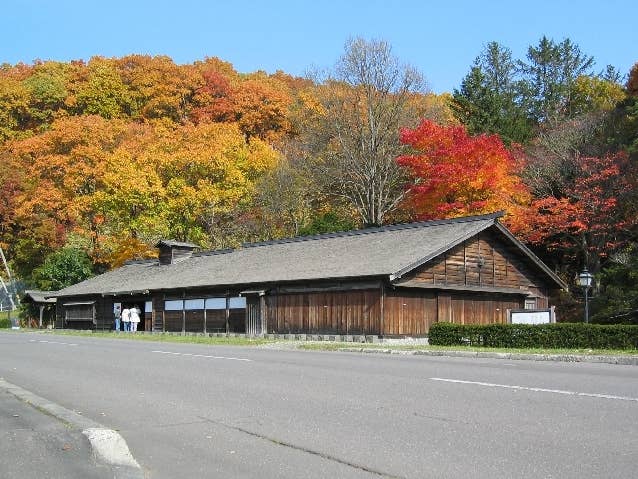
[578, 268, 593, 288]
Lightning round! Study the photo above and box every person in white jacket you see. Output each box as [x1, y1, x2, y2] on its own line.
[121, 307, 131, 332]
[129, 306, 141, 333]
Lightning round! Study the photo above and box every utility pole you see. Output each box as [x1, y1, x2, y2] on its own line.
[0, 275, 16, 310]
[0, 247, 19, 328]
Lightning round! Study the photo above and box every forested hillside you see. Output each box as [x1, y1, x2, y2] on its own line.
[1, 37, 636, 321]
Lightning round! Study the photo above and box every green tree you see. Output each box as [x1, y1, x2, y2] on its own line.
[73, 58, 131, 118]
[452, 42, 532, 143]
[570, 76, 625, 116]
[591, 246, 638, 324]
[31, 247, 94, 290]
[0, 75, 30, 140]
[256, 157, 313, 237]
[519, 36, 595, 125]
[297, 211, 356, 236]
[604, 63, 638, 161]
[601, 64, 623, 84]
[23, 61, 69, 126]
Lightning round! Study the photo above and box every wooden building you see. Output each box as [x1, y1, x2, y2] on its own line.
[51, 213, 566, 336]
[21, 290, 56, 328]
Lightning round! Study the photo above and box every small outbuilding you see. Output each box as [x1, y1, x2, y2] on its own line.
[22, 290, 57, 328]
[50, 212, 567, 336]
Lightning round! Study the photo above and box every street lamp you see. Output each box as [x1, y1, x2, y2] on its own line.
[578, 268, 594, 323]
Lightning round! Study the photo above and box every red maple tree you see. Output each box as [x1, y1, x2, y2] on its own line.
[397, 119, 529, 220]
[509, 151, 637, 272]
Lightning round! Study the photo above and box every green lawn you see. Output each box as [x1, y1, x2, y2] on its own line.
[0, 311, 10, 328]
[10, 328, 275, 346]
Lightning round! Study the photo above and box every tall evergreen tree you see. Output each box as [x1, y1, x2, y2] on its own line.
[519, 36, 595, 125]
[452, 42, 532, 143]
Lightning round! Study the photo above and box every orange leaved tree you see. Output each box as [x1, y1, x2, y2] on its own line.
[397, 120, 529, 220]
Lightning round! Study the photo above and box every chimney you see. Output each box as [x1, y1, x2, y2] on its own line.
[156, 240, 198, 265]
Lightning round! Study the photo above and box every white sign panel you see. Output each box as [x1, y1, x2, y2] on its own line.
[510, 310, 552, 324]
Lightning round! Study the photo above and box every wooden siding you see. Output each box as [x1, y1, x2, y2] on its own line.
[445, 294, 522, 325]
[56, 296, 101, 330]
[163, 306, 245, 333]
[384, 290, 436, 335]
[205, 309, 226, 333]
[246, 296, 262, 336]
[385, 290, 523, 334]
[94, 298, 110, 330]
[152, 296, 164, 332]
[164, 310, 182, 332]
[405, 229, 550, 303]
[185, 311, 205, 332]
[163, 310, 207, 332]
[158, 245, 193, 265]
[269, 289, 381, 335]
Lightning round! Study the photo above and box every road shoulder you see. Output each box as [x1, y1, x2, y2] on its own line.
[0, 378, 143, 479]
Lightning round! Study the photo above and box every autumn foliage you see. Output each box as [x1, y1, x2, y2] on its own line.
[0, 43, 636, 317]
[509, 152, 638, 267]
[397, 120, 530, 219]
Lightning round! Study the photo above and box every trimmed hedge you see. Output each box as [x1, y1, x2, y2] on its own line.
[428, 322, 638, 350]
[0, 317, 10, 329]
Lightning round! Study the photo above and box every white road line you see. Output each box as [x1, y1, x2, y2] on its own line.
[29, 339, 78, 346]
[151, 350, 252, 362]
[429, 377, 638, 402]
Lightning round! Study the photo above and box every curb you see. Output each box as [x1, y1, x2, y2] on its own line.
[333, 348, 638, 365]
[0, 378, 143, 479]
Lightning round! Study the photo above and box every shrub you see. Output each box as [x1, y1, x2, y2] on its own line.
[428, 322, 638, 350]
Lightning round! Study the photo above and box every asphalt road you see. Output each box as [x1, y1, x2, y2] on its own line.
[1, 388, 116, 479]
[1, 331, 637, 479]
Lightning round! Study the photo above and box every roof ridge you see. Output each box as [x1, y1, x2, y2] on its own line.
[123, 259, 158, 265]
[155, 239, 199, 249]
[193, 248, 235, 257]
[241, 212, 504, 249]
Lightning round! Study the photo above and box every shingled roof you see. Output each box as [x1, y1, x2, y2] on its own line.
[52, 212, 565, 298]
[23, 290, 57, 304]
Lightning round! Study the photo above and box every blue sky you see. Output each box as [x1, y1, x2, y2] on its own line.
[2, 0, 636, 93]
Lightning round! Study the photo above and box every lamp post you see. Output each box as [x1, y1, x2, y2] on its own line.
[578, 268, 594, 323]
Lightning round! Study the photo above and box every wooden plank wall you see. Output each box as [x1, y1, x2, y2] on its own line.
[269, 289, 381, 335]
[385, 290, 523, 333]
[246, 296, 261, 336]
[407, 229, 550, 303]
[164, 311, 183, 332]
[152, 296, 164, 332]
[158, 246, 193, 265]
[56, 296, 105, 330]
[185, 311, 204, 332]
[384, 290, 436, 335]
[447, 294, 521, 325]
[228, 308, 246, 333]
[206, 310, 226, 332]
[95, 298, 111, 331]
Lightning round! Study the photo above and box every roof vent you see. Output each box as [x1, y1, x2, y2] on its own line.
[156, 240, 198, 265]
